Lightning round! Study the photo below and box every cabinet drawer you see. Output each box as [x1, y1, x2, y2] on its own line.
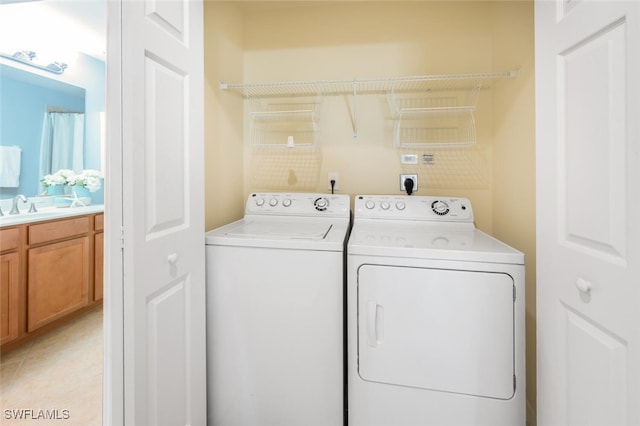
[95, 213, 104, 231]
[0, 227, 20, 252]
[29, 216, 90, 245]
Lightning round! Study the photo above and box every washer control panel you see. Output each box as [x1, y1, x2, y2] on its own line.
[355, 195, 473, 222]
[246, 193, 350, 218]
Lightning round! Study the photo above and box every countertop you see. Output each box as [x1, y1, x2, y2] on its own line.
[0, 204, 104, 228]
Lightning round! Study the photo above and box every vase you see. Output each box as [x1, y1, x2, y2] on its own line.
[72, 186, 92, 205]
[54, 196, 73, 208]
[47, 185, 65, 196]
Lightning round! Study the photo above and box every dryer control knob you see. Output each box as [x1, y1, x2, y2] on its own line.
[365, 200, 376, 210]
[255, 198, 265, 207]
[380, 201, 391, 210]
[314, 197, 329, 211]
[395, 201, 406, 211]
[269, 198, 278, 207]
[282, 199, 292, 207]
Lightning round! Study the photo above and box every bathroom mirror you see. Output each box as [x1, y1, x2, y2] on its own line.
[0, 0, 106, 203]
[0, 63, 84, 198]
[0, 57, 105, 202]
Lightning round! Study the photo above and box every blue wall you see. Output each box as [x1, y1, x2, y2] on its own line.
[0, 53, 105, 202]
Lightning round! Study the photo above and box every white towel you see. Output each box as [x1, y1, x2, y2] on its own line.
[0, 145, 22, 188]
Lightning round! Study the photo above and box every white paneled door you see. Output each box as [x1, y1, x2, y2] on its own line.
[536, 1, 640, 425]
[120, 0, 206, 424]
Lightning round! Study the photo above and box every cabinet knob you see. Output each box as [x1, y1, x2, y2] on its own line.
[167, 253, 179, 264]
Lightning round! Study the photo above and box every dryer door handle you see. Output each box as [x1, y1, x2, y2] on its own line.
[367, 302, 384, 347]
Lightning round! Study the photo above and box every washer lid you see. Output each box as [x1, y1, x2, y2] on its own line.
[225, 218, 333, 240]
[205, 216, 349, 251]
[348, 221, 524, 265]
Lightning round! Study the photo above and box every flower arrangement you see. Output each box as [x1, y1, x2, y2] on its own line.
[41, 169, 103, 192]
[40, 169, 75, 187]
[67, 169, 104, 192]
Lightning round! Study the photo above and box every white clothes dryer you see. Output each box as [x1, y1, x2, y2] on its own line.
[347, 195, 525, 426]
[205, 192, 350, 426]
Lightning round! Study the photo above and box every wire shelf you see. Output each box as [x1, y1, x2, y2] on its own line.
[394, 117, 476, 149]
[249, 97, 321, 147]
[388, 86, 480, 148]
[223, 70, 518, 148]
[220, 70, 518, 98]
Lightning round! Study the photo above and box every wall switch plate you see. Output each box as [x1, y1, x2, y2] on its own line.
[400, 174, 418, 192]
[328, 172, 339, 191]
[400, 154, 418, 164]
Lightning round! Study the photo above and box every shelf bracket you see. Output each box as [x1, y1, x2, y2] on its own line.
[352, 80, 358, 139]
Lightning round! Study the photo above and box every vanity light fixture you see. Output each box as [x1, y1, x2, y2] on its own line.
[0, 50, 68, 75]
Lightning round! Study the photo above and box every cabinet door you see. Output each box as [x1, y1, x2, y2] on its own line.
[0, 252, 20, 345]
[94, 232, 104, 301]
[28, 237, 90, 332]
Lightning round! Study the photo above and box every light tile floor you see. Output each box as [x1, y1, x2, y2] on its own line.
[0, 307, 103, 425]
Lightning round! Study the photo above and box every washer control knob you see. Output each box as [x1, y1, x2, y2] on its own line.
[255, 197, 265, 207]
[269, 198, 278, 207]
[282, 199, 292, 207]
[314, 197, 329, 211]
[395, 201, 406, 211]
[380, 201, 391, 210]
[431, 200, 450, 216]
[365, 200, 376, 210]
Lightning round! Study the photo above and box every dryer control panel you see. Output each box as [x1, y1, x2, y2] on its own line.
[354, 195, 473, 222]
[246, 192, 350, 218]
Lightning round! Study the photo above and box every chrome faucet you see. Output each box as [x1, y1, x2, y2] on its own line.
[9, 194, 28, 215]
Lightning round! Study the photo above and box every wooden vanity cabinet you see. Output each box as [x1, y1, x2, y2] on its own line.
[0, 227, 21, 345]
[27, 216, 91, 332]
[0, 212, 103, 353]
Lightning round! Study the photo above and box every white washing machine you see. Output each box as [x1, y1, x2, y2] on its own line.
[205, 192, 350, 426]
[347, 195, 525, 426]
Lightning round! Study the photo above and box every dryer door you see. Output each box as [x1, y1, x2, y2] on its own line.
[357, 264, 515, 399]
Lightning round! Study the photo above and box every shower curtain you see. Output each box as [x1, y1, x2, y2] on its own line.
[39, 112, 85, 189]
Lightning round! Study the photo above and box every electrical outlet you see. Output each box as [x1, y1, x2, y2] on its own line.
[328, 172, 339, 191]
[400, 174, 418, 192]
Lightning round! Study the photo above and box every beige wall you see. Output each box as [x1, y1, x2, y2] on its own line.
[204, 2, 245, 230]
[490, 2, 536, 420]
[204, 0, 536, 421]
[240, 2, 497, 231]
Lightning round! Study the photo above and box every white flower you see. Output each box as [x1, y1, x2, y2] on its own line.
[84, 176, 102, 192]
[41, 169, 75, 187]
[81, 169, 104, 179]
[57, 169, 76, 180]
[42, 169, 104, 192]
[67, 169, 104, 192]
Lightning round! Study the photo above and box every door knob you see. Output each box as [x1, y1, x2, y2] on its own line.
[575, 277, 592, 293]
[167, 253, 179, 264]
